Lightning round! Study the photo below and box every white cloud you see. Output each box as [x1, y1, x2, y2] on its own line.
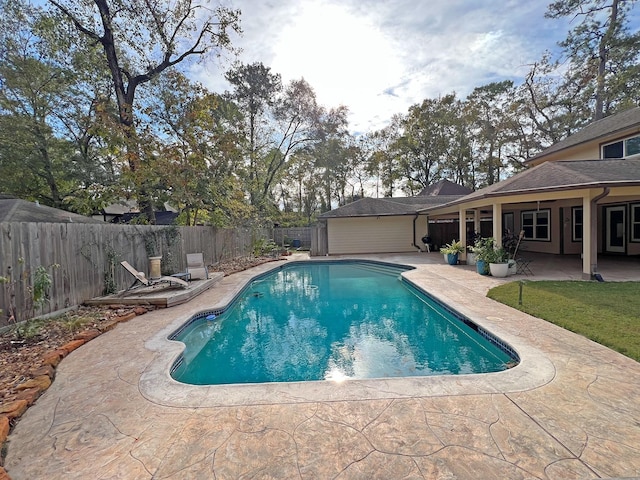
[197, 0, 626, 134]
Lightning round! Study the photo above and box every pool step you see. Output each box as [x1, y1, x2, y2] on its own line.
[350, 263, 410, 277]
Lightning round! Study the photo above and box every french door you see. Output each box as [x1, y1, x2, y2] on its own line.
[605, 206, 626, 253]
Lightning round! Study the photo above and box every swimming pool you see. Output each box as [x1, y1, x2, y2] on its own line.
[170, 261, 517, 385]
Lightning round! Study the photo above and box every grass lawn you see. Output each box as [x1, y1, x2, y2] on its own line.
[487, 281, 640, 362]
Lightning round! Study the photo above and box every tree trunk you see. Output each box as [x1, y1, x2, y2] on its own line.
[595, 0, 620, 120]
[93, 0, 156, 222]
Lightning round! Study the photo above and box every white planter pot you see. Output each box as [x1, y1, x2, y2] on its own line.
[489, 262, 509, 278]
[507, 259, 517, 275]
[466, 252, 477, 266]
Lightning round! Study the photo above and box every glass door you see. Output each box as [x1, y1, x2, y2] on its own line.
[605, 206, 626, 253]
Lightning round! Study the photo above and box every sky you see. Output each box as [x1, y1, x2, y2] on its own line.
[195, 0, 580, 134]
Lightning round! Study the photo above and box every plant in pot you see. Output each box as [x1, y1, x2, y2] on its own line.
[469, 237, 493, 275]
[486, 244, 510, 277]
[465, 231, 481, 266]
[502, 230, 520, 275]
[441, 240, 464, 265]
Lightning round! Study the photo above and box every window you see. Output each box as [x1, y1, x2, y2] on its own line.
[627, 137, 640, 157]
[632, 204, 640, 242]
[572, 207, 583, 241]
[522, 209, 550, 241]
[602, 134, 640, 158]
[603, 141, 623, 158]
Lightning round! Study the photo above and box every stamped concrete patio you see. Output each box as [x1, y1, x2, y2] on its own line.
[4, 253, 640, 479]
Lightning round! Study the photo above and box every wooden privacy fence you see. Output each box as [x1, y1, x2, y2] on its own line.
[273, 227, 312, 249]
[0, 222, 270, 327]
[310, 222, 328, 256]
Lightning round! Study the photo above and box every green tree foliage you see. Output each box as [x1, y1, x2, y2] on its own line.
[48, 0, 241, 222]
[283, 149, 322, 223]
[394, 94, 464, 194]
[367, 117, 405, 197]
[0, 0, 113, 208]
[225, 62, 282, 208]
[465, 81, 523, 186]
[143, 71, 247, 226]
[1, 0, 639, 223]
[517, 52, 590, 148]
[367, 83, 528, 193]
[546, 0, 640, 120]
[226, 62, 348, 217]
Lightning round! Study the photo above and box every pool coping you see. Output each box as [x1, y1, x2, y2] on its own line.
[140, 259, 556, 407]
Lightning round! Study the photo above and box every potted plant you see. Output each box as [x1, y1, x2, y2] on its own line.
[469, 237, 493, 275]
[465, 231, 481, 266]
[487, 245, 510, 277]
[466, 247, 477, 266]
[441, 240, 464, 265]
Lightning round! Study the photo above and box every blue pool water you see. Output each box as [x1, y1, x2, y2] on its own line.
[170, 261, 517, 385]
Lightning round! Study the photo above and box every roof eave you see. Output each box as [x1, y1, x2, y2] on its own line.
[320, 211, 421, 219]
[419, 180, 640, 213]
[525, 124, 640, 165]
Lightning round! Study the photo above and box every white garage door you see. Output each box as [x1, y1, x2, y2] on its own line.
[327, 216, 420, 254]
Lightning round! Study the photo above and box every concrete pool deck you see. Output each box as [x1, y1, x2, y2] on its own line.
[4, 253, 640, 479]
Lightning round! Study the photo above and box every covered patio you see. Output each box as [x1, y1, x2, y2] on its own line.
[420, 158, 640, 280]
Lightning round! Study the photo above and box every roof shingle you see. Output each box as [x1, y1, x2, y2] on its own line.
[318, 195, 465, 218]
[527, 107, 640, 162]
[420, 158, 640, 212]
[0, 198, 104, 223]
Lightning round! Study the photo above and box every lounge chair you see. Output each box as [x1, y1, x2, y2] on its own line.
[120, 261, 188, 290]
[186, 253, 209, 280]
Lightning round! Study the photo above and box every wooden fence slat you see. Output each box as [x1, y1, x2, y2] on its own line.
[0, 222, 270, 327]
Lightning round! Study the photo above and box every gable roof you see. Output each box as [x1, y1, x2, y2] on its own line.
[319, 179, 472, 219]
[0, 198, 104, 223]
[418, 179, 472, 196]
[318, 195, 466, 218]
[419, 158, 640, 212]
[527, 107, 640, 164]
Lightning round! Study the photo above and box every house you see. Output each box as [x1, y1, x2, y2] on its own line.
[110, 210, 179, 225]
[91, 199, 138, 222]
[420, 106, 640, 279]
[318, 106, 640, 279]
[93, 200, 179, 225]
[318, 180, 472, 255]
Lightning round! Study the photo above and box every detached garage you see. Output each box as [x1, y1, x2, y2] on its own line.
[318, 181, 472, 255]
[327, 215, 425, 255]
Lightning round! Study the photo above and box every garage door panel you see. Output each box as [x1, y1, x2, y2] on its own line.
[328, 217, 417, 254]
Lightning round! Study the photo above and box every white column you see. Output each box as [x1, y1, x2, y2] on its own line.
[459, 207, 467, 261]
[582, 192, 598, 279]
[493, 203, 503, 247]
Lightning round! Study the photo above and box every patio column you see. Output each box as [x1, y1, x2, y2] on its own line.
[582, 194, 596, 279]
[582, 188, 609, 280]
[459, 207, 467, 261]
[493, 202, 503, 247]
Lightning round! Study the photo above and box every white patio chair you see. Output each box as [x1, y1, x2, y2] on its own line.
[186, 253, 209, 280]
